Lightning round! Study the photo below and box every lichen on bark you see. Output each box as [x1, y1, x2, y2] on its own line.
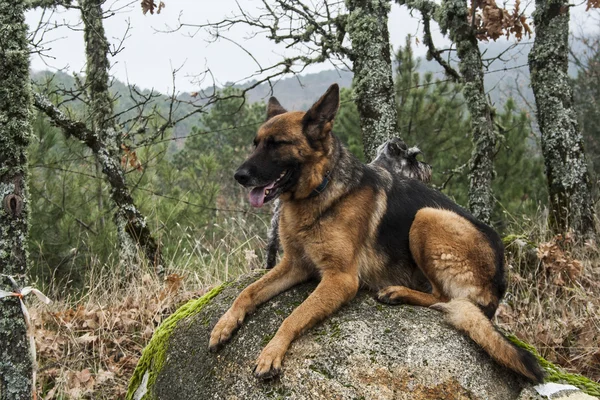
[80, 0, 141, 267]
[528, 0, 596, 239]
[345, 0, 399, 161]
[0, 0, 34, 397]
[396, 0, 497, 224]
[438, 0, 496, 224]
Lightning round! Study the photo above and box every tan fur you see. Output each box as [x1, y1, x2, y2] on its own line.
[378, 285, 447, 307]
[210, 87, 385, 378]
[432, 299, 541, 382]
[256, 112, 334, 200]
[406, 208, 497, 310]
[209, 256, 313, 348]
[247, 186, 371, 376]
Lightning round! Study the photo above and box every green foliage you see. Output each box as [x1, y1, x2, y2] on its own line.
[174, 87, 264, 197]
[493, 99, 547, 225]
[573, 37, 600, 189]
[393, 36, 546, 228]
[394, 36, 472, 207]
[335, 88, 364, 161]
[28, 85, 269, 292]
[29, 111, 118, 289]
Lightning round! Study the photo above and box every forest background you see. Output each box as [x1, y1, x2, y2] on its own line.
[1, 0, 600, 397]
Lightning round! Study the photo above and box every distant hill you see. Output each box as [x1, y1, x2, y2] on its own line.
[240, 69, 353, 110]
[31, 39, 585, 140]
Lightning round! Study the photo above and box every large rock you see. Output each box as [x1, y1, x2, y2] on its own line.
[128, 271, 533, 400]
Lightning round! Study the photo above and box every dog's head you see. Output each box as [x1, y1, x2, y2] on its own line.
[235, 84, 340, 207]
[373, 137, 432, 183]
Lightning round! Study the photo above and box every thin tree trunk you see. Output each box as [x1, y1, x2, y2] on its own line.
[345, 0, 399, 161]
[441, 0, 496, 224]
[529, 0, 596, 239]
[0, 0, 34, 397]
[80, 0, 141, 266]
[396, 0, 497, 224]
[96, 161, 105, 229]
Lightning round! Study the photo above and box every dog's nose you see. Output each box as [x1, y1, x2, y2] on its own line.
[234, 167, 251, 186]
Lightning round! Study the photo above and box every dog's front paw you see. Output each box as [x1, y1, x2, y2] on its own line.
[376, 286, 408, 305]
[253, 342, 286, 380]
[208, 308, 244, 352]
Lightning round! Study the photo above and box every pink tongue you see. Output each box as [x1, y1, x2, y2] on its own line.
[248, 181, 276, 208]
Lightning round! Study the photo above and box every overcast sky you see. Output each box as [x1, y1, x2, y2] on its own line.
[26, 1, 597, 94]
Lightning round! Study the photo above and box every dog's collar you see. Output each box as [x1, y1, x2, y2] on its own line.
[309, 170, 331, 198]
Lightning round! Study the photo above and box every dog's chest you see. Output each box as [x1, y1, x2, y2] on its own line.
[277, 188, 384, 271]
[278, 203, 325, 243]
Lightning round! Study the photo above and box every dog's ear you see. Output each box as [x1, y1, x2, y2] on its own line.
[302, 83, 340, 139]
[407, 146, 422, 159]
[388, 139, 408, 157]
[266, 97, 287, 120]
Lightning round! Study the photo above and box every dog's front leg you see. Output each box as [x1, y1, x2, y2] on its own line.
[209, 256, 311, 351]
[254, 270, 359, 379]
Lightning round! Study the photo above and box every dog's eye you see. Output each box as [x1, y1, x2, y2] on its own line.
[253, 138, 259, 148]
[266, 138, 290, 148]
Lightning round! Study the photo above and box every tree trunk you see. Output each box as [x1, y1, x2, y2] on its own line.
[441, 0, 496, 224]
[0, 0, 34, 397]
[345, 0, 399, 161]
[80, 0, 141, 266]
[529, 0, 596, 239]
[33, 94, 164, 274]
[396, 0, 497, 223]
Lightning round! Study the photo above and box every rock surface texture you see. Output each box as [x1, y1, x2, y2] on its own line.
[128, 272, 551, 399]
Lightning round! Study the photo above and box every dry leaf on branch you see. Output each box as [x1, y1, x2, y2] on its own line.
[471, 0, 532, 42]
[141, 0, 165, 15]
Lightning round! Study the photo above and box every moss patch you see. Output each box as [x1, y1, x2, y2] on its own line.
[507, 334, 600, 397]
[126, 284, 226, 400]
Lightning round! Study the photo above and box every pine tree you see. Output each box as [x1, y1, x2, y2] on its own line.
[573, 35, 600, 186]
[394, 36, 472, 205]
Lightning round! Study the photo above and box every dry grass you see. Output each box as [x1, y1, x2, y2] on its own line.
[31, 222, 263, 399]
[497, 218, 600, 381]
[28, 211, 600, 398]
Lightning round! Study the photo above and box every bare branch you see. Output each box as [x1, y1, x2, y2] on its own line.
[33, 92, 163, 271]
[422, 12, 461, 81]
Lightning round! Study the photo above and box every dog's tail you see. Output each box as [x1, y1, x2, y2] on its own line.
[432, 298, 545, 383]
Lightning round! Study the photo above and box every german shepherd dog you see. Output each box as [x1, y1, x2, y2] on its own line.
[265, 137, 432, 269]
[209, 84, 544, 383]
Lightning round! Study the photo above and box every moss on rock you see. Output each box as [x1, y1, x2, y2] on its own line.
[126, 284, 226, 400]
[507, 334, 600, 397]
